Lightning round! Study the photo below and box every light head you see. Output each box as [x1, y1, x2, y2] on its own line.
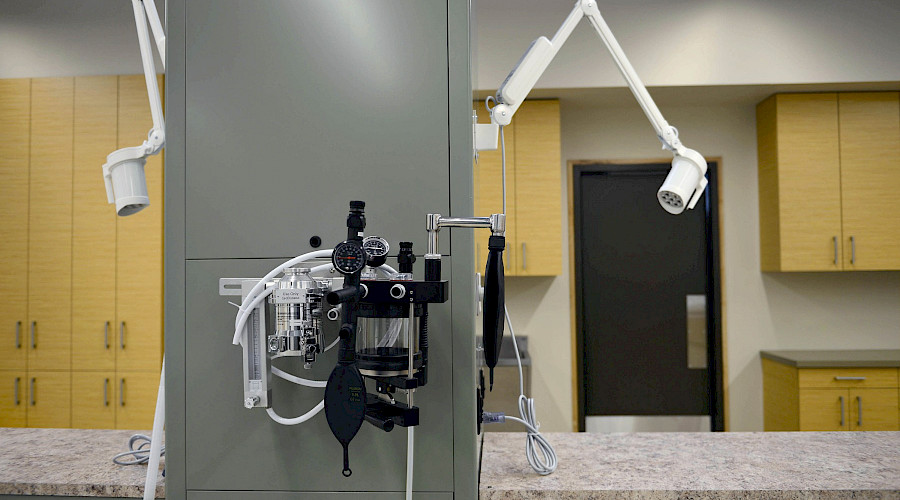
[103, 146, 150, 216]
[657, 148, 708, 215]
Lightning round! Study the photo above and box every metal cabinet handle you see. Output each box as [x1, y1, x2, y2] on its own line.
[104, 378, 109, 407]
[120, 378, 125, 407]
[834, 376, 866, 381]
[833, 236, 838, 265]
[31, 321, 36, 349]
[850, 236, 855, 264]
[14, 377, 20, 406]
[15, 321, 21, 349]
[120, 322, 125, 350]
[105, 321, 110, 349]
[839, 395, 844, 427]
[857, 396, 862, 427]
[30, 377, 35, 406]
[522, 242, 527, 271]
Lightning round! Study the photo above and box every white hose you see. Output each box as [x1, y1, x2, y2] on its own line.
[265, 401, 324, 425]
[143, 359, 165, 500]
[271, 366, 326, 388]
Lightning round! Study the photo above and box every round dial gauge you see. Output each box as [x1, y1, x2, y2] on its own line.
[332, 241, 366, 275]
[362, 236, 390, 259]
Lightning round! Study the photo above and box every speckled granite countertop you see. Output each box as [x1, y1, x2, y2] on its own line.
[480, 432, 900, 499]
[0, 428, 163, 498]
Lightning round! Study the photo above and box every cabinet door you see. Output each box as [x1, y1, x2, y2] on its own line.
[512, 100, 561, 276]
[849, 388, 899, 431]
[28, 78, 74, 371]
[0, 371, 27, 427]
[759, 94, 842, 271]
[72, 371, 116, 429]
[799, 388, 848, 431]
[116, 371, 160, 430]
[116, 75, 164, 371]
[72, 76, 119, 371]
[473, 101, 517, 275]
[0, 79, 30, 371]
[838, 92, 900, 270]
[26, 371, 71, 428]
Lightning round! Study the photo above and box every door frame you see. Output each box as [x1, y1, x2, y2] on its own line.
[567, 158, 727, 431]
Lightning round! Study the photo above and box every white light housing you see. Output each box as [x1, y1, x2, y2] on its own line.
[657, 148, 708, 215]
[103, 146, 150, 216]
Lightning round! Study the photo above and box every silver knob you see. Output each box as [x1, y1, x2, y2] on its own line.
[244, 396, 260, 409]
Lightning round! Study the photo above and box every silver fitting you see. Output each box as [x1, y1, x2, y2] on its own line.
[490, 213, 506, 236]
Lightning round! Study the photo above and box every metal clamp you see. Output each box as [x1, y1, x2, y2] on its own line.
[104, 378, 109, 407]
[120, 322, 126, 350]
[105, 321, 110, 349]
[839, 395, 844, 427]
[120, 378, 125, 407]
[14, 377, 20, 406]
[834, 376, 866, 381]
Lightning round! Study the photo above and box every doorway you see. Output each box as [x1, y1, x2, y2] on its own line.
[572, 161, 724, 432]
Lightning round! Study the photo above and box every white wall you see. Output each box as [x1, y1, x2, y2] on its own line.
[475, 0, 900, 90]
[0, 0, 162, 78]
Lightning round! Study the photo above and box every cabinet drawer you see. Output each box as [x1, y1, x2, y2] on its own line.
[798, 368, 898, 389]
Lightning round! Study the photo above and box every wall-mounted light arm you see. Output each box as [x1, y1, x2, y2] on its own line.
[484, 0, 708, 214]
[102, 0, 166, 216]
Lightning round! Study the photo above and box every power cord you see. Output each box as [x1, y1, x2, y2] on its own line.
[482, 307, 558, 475]
[112, 434, 165, 466]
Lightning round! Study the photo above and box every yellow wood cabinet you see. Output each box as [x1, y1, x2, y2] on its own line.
[72, 76, 119, 371]
[473, 99, 561, 276]
[116, 75, 165, 372]
[25, 371, 72, 428]
[763, 358, 900, 431]
[0, 79, 30, 372]
[0, 75, 164, 429]
[72, 371, 116, 429]
[757, 92, 900, 271]
[0, 371, 27, 427]
[115, 372, 159, 430]
[28, 78, 74, 371]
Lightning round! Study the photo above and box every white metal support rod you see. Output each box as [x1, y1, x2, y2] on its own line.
[142, 0, 166, 69]
[580, 0, 680, 152]
[143, 358, 165, 500]
[131, 0, 165, 153]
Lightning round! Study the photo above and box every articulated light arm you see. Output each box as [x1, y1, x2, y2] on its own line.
[486, 0, 708, 214]
[103, 0, 166, 216]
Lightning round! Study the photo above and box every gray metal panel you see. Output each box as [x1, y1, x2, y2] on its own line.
[183, 0, 451, 260]
[183, 258, 454, 493]
[164, 0, 188, 498]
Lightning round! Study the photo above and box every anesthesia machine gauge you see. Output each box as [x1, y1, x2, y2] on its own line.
[332, 240, 367, 275]
[362, 236, 390, 259]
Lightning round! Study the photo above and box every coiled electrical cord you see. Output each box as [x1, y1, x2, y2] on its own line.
[501, 306, 558, 476]
[112, 434, 164, 466]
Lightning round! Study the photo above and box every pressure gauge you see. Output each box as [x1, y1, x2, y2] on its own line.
[332, 241, 366, 275]
[362, 236, 390, 259]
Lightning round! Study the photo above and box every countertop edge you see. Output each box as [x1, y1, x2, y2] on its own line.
[760, 350, 900, 368]
[480, 489, 900, 500]
[0, 481, 164, 498]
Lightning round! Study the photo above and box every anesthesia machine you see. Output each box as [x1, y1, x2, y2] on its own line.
[109, 0, 708, 499]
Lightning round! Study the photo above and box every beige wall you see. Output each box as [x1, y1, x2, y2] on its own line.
[505, 93, 900, 432]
